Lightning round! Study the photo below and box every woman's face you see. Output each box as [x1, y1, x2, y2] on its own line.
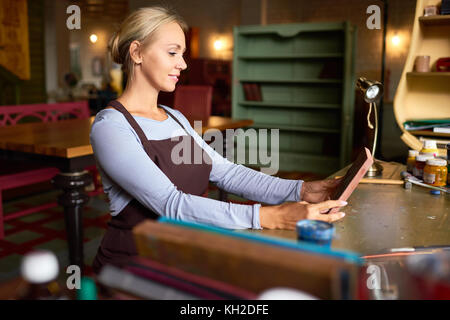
[139, 22, 187, 92]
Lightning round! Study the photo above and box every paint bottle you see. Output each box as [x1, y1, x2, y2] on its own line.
[296, 220, 335, 246]
[413, 154, 434, 179]
[407, 150, 419, 173]
[447, 143, 450, 186]
[420, 140, 439, 157]
[424, 158, 448, 187]
[447, 159, 450, 186]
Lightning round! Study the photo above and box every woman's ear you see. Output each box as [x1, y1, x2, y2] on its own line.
[129, 40, 143, 64]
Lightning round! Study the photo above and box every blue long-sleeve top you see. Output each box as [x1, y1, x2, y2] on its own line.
[89, 106, 303, 230]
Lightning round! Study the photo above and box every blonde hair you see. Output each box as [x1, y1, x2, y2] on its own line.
[109, 6, 188, 84]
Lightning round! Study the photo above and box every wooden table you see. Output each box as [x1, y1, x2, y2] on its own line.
[251, 161, 450, 256]
[0, 115, 253, 271]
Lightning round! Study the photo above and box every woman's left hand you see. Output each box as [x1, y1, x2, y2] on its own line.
[300, 178, 342, 203]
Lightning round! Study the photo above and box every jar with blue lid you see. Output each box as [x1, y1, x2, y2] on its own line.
[296, 220, 335, 246]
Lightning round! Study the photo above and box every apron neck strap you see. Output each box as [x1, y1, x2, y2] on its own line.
[159, 106, 190, 135]
[107, 100, 149, 145]
[107, 100, 192, 140]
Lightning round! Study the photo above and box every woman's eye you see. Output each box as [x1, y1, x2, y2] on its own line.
[169, 52, 176, 56]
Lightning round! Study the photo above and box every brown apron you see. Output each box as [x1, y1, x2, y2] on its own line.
[92, 100, 212, 274]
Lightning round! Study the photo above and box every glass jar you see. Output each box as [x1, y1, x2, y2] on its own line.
[420, 140, 439, 157]
[423, 158, 448, 187]
[413, 154, 434, 179]
[447, 143, 450, 185]
[447, 160, 450, 186]
[407, 150, 419, 173]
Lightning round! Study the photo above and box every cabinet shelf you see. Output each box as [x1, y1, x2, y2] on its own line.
[239, 78, 342, 84]
[237, 53, 344, 59]
[238, 100, 341, 109]
[251, 123, 340, 134]
[236, 149, 340, 173]
[419, 15, 450, 26]
[280, 152, 339, 163]
[409, 130, 450, 138]
[243, 148, 339, 162]
[407, 72, 450, 78]
[237, 22, 348, 35]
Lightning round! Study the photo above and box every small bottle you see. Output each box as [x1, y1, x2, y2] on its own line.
[420, 140, 439, 157]
[447, 143, 450, 186]
[19, 250, 61, 300]
[447, 159, 450, 186]
[413, 154, 433, 179]
[407, 150, 419, 173]
[423, 158, 448, 187]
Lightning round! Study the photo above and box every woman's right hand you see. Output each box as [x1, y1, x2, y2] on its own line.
[259, 200, 347, 230]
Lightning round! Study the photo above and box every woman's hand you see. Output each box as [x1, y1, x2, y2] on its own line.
[260, 200, 347, 230]
[300, 178, 342, 203]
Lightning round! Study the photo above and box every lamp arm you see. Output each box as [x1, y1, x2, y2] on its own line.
[367, 103, 374, 129]
[372, 102, 379, 157]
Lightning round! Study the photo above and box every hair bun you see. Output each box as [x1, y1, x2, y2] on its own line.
[109, 32, 123, 64]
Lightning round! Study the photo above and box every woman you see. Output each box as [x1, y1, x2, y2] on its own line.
[90, 7, 347, 273]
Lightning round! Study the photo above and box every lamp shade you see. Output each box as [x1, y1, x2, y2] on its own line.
[357, 77, 384, 103]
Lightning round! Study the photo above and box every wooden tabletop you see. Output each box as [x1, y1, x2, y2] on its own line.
[0, 117, 94, 158]
[0, 116, 254, 159]
[249, 161, 450, 256]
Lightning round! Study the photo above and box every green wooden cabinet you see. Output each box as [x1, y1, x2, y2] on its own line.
[232, 22, 356, 175]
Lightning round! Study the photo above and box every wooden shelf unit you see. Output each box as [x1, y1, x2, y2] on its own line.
[232, 22, 356, 174]
[393, 0, 450, 151]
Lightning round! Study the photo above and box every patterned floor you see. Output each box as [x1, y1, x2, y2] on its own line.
[0, 171, 321, 283]
[0, 190, 111, 282]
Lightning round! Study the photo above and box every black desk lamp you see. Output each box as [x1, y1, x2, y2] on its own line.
[357, 77, 384, 177]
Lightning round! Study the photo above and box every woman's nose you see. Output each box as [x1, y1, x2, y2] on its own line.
[178, 57, 187, 70]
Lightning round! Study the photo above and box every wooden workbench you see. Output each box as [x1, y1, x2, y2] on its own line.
[251, 161, 449, 256]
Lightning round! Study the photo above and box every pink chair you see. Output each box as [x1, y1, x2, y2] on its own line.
[174, 85, 213, 198]
[173, 85, 213, 120]
[0, 101, 90, 126]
